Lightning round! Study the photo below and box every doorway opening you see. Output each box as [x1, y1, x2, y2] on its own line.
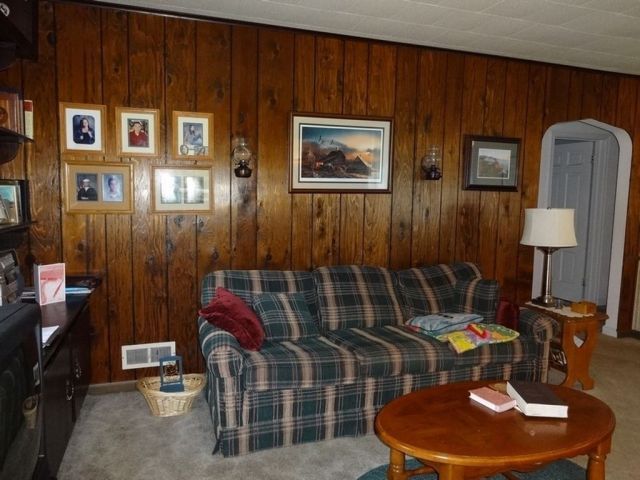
[534, 119, 632, 337]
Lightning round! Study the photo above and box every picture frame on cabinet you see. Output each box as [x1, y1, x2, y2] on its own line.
[289, 113, 393, 193]
[0, 89, 23, 135]
[59, 102, 106, 155]
[151, 166, 212, 213]
[172, 111, 213, 160]
[463, 135, 521, 191]
[116, 107, 160, 156]
[0, 180, 27, 229]
[63, 161, 133, 213]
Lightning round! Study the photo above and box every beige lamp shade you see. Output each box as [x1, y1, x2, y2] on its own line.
[520, 208, 578, 247]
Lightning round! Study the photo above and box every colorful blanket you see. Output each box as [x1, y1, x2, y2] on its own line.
[436, 323, 520, 353]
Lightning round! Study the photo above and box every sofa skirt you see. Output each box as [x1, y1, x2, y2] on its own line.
[208, 358, 545, 457]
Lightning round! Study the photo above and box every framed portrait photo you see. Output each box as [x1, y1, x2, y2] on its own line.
[172, 111, 213, 160]
[63, 161, 133, 213]
[463, 135, 521, 191]
[116, 107, 159, 156]
[59, 102, 106, 155]
[290, 113, 393, 193]
[151, 166, 212, 214]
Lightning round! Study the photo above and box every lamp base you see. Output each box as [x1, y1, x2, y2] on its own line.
[531, 295, 558, 308]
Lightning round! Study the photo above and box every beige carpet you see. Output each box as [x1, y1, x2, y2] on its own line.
[58, 334, 640, 479]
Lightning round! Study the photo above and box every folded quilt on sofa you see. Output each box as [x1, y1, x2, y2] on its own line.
[437, 324, 520, 353]
[405, 313, 483, 336]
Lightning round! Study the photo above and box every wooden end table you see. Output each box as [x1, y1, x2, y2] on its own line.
[375, 380, 615, 480]
[526, 304, 607, 390]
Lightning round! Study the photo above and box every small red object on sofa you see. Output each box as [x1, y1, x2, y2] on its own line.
[496, 297, 519, 331]
[199, 287, 264, 351]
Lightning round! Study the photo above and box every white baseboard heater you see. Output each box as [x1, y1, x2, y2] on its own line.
[121, 341, 176, 370]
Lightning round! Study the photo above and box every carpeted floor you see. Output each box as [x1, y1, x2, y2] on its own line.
[58, 334, 640, 479]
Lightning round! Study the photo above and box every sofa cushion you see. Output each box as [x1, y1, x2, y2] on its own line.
[313, 265, 404, 331]
[325, 325, 456, 377]
[252, 292, 320, 341]
[450, 336, 540, 368]
[199, 287, 264, 351]
[201, 270, 320, 322]
[243, 337, 358, 391]
[454, 278, 500, 323]
[396, 262, 482, 318]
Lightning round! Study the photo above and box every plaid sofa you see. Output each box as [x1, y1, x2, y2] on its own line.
[198, 263, 557, 457]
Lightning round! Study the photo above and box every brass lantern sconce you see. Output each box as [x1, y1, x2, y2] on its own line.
[421, 145, 442, 180]
[232, 136, 253, 178]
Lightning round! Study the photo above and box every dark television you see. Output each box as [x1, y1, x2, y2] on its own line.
[0, 302, 46, 480]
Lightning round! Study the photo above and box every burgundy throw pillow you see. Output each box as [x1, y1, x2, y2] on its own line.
[495, 297, 519, 331]
[199, 287, 264, 351]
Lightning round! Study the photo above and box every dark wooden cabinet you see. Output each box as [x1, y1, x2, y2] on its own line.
[40, 295, 91, 476]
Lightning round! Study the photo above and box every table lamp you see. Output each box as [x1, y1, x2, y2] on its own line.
[520, 208, 577, 307]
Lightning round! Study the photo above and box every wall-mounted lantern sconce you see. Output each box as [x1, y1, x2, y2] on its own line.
[232, 136, 253, 178]
[421, 145, 442, 180]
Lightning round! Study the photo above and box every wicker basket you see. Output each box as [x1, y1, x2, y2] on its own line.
[137, 374, 206, 417]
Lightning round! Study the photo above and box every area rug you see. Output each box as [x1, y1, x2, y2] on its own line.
[357, 458, 585, 479]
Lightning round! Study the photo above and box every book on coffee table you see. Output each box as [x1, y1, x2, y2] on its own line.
[506, 381, 568, 418]
[469, 386, 517, 413]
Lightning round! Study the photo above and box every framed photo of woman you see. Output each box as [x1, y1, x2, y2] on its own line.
[59, 102, 107, 155]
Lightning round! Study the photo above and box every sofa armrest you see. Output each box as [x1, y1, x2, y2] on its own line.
[198, 317, 245, 378]
[517, 308, 559, 343]
[454, 278, 500, 323]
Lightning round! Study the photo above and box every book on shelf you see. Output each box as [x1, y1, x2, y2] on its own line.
[506, 381, 568, 418]
[469, 386, 517, 413]
[33, 263, 66, 306]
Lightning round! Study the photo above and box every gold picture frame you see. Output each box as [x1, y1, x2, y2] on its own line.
[59, 102, 107, 155]
[172, 111, 213, 160]
[115, 107, 160, 157]
[151, 166, 212, 214]
[63, 161, 133, 213]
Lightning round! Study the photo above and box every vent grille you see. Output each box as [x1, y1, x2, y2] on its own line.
[121, 342, 176, 370]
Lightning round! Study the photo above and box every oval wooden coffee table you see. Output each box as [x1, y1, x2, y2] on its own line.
[375, 380, 615, 480]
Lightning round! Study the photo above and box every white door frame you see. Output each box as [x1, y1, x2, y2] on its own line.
[534, 119, 632, 337]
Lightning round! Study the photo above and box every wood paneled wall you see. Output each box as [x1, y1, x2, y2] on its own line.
[2, 1, 640, 382]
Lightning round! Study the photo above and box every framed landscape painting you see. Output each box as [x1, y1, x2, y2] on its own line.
[290, 113, 393, 193]
[463, 135, 521, 191]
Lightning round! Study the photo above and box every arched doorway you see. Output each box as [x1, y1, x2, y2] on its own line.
[534, 119, 632, 337]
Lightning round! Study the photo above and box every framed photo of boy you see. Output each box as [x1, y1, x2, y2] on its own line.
[290, 113, 393, 193]
[151, 166, 212, 213]
[463, 135, 521, 191]
[116, 107, 159, 156]
[59, 102, 106, 155]
[63, 161, 133, 213]
[172, 111, 213, 160]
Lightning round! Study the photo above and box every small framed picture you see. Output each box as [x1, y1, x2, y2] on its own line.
[172, 111, 213, 160]
[151, 166, 212, 213]
[0, 180, 27, 229]
[116, 107, 160, 156]
[463, 135, 521, 191]
[63, 161, 133, 213]
[290, 113, 393, 193]
[0, 89, 23, 135]
[59, 102, 106, 155]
